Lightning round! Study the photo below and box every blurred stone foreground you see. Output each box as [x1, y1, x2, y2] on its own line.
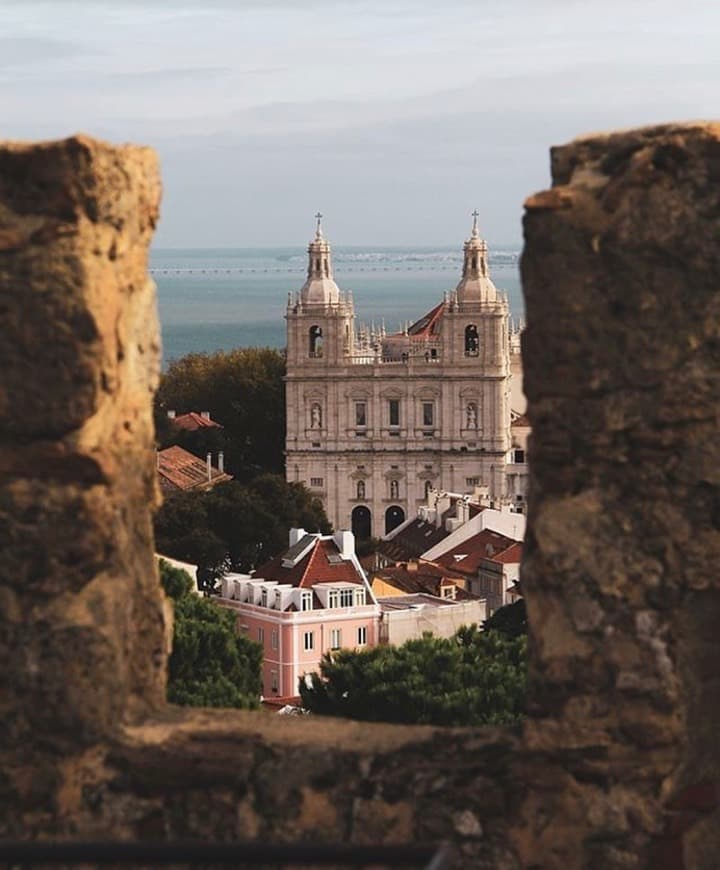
[1, 125, 720, 869]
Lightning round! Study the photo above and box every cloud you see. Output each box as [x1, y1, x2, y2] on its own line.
[0, 36, 92, 69]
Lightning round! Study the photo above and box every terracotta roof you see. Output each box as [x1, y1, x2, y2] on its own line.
[378, 518, 449, 562]
[434, 529, 518, 574]
[371, 561, 479, 600]
[172, 412, 223, 431]
[406, 301, 446, 338]
[157, 445, 232, 492]
[254, 538, 364, 589]
[491, 542, 523, 565]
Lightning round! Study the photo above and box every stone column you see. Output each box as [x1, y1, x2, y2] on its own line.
[0, 136, 167, 754]
[518, 123, 720, 868]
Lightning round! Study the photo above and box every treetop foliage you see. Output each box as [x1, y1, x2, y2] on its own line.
[156, 347, 286, 478]
[300, 625, 527, 727]
[154, 474, 331, 577]
[159, 560, 262, 709]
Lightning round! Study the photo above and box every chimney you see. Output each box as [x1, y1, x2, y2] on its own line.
[206, 452, 212, 482]
[218, 451, 224, 473]
[201, 411, 210, 420]
[289, 528, 306, 547]
[333, 529, 355, 559]
[167, 410, 176, 419]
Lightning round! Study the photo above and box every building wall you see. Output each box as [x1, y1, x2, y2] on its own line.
[285, 267, 514, 537]
[380, 599, 486, 646]
[220, 599, 379, 698]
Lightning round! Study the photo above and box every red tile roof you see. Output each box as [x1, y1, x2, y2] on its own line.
[254, 538, 364, 588]
[491, 542, 523, 565]
[434, 529, 517, 574]
[157, 445, 232, 493]
[172, 412, 223, 431]
[371, 560, 479, 600]
[406, 301, 446, 338]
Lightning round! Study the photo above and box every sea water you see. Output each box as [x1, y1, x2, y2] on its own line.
[151, 246, 523, 368]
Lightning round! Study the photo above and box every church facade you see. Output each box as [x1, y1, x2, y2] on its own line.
[285, 215, 523, 539]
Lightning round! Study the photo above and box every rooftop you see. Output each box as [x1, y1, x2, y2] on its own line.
[171, 411, 223, 431]
[157, 445, 232, 492]
[255, 535, 364, 589]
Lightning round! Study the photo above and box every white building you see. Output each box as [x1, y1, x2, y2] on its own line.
[285, 214, 525, 539]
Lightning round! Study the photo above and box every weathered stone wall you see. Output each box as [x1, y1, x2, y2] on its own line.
[519, 122, 720, 868]
[0, 137, 168, 751]
[1, 126, 719, 868]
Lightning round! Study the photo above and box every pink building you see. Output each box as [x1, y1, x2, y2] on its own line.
[217, 529, 379, 699]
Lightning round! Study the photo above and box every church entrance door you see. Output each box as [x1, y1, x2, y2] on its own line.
[385, 506, 405, 535]
[351, 506, 372, 541]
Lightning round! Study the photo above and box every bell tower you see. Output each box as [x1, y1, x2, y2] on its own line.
[286, 214, 355, 368]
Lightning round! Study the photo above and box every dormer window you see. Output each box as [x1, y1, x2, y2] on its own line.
[465, 324, 479, 357]
[301, 590, 313, 611]
[309, 325, 323, 357]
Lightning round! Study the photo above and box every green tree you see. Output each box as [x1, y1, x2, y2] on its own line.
[154, 476, 331, 575]
[483, 599, 527, 639]
[299, 626, 527, 727]
[159, 560, 262, 708]
[156, 347, 286, 478]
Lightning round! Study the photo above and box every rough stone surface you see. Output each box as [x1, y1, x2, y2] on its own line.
[0, 136, 167, 750]
[519, 121, 720, 868]
[1, 126, 719, 868]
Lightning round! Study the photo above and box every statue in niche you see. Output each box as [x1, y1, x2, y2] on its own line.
[466, 402, 477, 429]
[357, 480, 366, 500]
[390, 479, 399, 499]
[310, 403, 322, 429]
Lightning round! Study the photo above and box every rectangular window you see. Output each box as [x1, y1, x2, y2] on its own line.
[357, 626, 367, 646]
[389, 399, 400, 427]
[422, 402, 434, 427]
[303, 631, 315, 651]
[271, 670, 279, 692]
[466, 477, 480, 487]
[330, 628, 342, 649]
[355, 402, 367, 427]
[354, 588, 366, 606]
[301, 591, 313, 611]
[328, 590, 339, 609]
[271, 629, 278, 650]
[514, 449, 526, 464]
[258, 627, 265, 643]
[339, 588, 354, 607]
[310, 477, 323, 487]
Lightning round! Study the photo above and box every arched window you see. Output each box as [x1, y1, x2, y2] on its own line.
[309, 325, 323, 357]
[385, 505, 405, 535]
[357, 480, 366, 500]
[310, 402, 322, 429]
[351, 506, 372, 540]
[464, 324, 479, 357]
[390, 479, 399, 499]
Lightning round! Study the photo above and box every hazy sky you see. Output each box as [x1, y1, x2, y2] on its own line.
[2, 0, 718, 247]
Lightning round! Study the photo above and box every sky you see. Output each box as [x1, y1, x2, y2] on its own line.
[2, 0, 718, 247]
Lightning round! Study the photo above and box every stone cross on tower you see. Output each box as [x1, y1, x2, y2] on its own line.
[315, 211, 323, 239]
[471, 209, 480, 237]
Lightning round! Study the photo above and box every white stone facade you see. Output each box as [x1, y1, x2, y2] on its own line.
[285, 215, 522, 539]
